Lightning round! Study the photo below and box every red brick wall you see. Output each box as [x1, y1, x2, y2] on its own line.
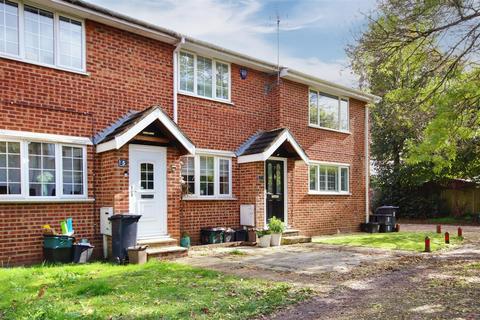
[238, 162, 266, 229]
[166, 147, 182, 240]
[0, 203, 98, 265]
[0, 17, 367, 264]
[277, 80, 367, 235]
[177, 68, 278, 149]
[0, 20, 175, 265]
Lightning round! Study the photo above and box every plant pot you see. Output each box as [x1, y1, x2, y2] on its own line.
[180, 236, 191, 248]
[127, 246, 148, 265]
[258, 234, 271, 248]
[270, 233, 282, 246]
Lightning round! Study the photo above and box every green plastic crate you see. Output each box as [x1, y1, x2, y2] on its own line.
[43, 235, 74, 249]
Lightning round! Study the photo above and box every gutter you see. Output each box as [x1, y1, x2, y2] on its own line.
[281, 69, 380, 104]
[173, 37, 185, 123]
[52, 0, 180, 43]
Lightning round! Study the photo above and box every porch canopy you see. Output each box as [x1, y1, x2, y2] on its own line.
[236, 128, 309, 163]
[94, 106, 195, 154]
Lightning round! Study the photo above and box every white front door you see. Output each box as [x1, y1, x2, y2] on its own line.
[129, 144, 167, 239]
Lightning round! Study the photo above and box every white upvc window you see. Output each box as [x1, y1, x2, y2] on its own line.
[179, 50, 231, 102]
[0, 0, 20, 56]
[181, 154, 232, 198]
[309, 162, 349, 195]
[309, 89, 349, 132]
[0, 139, 87, 199]
[0, 0, 85, 72]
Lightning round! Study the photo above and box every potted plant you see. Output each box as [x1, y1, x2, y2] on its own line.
[268, 217, 285, 246]
[180, 231, 191, 248]
[256, 230, 271, 248]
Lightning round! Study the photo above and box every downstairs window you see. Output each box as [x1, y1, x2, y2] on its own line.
[309, 162, 349, 194]
[0, 140, 87, 199]
[181, 154, 232, 198]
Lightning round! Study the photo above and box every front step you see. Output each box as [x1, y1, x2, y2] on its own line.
[146, 246, 188, 260]
[282, 235, 312, 245]
[282, 229, 300, 237]
[138, 237, 178, 249]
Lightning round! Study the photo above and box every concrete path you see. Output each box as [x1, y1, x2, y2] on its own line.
[178, 223, 480, 319]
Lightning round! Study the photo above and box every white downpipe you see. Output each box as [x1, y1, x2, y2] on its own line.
[103, 235, 108, 259]
[365, 106, 370, 222]
[173, 37, 185, 123]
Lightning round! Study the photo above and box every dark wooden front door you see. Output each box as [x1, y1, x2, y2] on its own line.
[265, 160, 285, 222]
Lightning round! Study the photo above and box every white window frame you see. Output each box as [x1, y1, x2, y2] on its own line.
[178, 50, 232, 103]
[0, 139, 88, 200]
[308, 161, 350, 195]
[0, 0, 87, 74]
[181, 153, 233, 200]
[308, 89, 350, 133]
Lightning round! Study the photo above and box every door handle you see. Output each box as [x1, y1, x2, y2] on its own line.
[130, 185, 134, 197]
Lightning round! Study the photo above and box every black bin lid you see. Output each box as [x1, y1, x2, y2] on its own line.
[376, 205, 399, 210]
[108, 214, 142, 221]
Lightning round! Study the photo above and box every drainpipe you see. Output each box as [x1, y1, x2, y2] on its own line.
[365, 106, 370, 222]
[173, 36, 185, 123]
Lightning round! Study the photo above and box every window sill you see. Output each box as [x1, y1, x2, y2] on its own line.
[182, 196, 237, 201]
[308, 191, 351, 196]
[0, 197, 95, 204]
[308, 125, 351, 135]
[178, 91, 234, 106]
[0, 53, 89, 76]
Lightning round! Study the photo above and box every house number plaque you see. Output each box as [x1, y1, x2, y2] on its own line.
[118, 159, 128, 167]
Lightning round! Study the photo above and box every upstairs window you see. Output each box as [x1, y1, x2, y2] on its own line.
[179, 51, 230, 102]
[309, 90, 349, 132]
[0, 1, 85, 72]
[0, 0, 19, 56]
[309, 163, 349, 194]
[181, 154, 232, 198]
[58, 16, 83, 70]
[24, 5, 54, 65]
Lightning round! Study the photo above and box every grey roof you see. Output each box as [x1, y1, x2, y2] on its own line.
[93, 106, 194, 146]
[236, 128, 307, 158]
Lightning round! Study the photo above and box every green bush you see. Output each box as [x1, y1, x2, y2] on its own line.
[256, 229, 271, 238]
[268, 217, 285, 233]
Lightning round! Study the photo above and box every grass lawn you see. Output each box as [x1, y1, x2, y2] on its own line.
[427, 216, 477, 225]
[0, 261, 309, 320]
[314, 231, 462, 252]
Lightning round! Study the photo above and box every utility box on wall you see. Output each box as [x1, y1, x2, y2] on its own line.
[240, 204, 255, 227]
[100, 207, 113, 236]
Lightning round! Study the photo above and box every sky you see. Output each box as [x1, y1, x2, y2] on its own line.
[90, 0, 378, 88]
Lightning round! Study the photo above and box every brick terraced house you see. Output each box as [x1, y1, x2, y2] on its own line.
[0, 0, 378, 264]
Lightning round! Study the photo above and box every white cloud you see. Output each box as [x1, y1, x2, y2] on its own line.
[91, 0, 369, 87]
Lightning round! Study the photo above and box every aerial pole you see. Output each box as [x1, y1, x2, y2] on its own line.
[276, 12, 280, 85]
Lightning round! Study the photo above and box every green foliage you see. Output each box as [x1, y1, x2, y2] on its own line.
[256, 229, 271, 238]
[314, 232, 462, 252]
[0, 261, 309, 319]
[268, 217, 285, 234]
[407, 70, 480, 178]
[349, 0, 480, 217]
[229, 249, 247, 256]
